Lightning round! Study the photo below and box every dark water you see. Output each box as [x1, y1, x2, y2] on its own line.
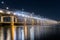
[3, 24, 60, 40]
[34, 24, 60, 40]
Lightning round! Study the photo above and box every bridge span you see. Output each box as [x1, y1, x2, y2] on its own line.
[0, 9, 59, 40]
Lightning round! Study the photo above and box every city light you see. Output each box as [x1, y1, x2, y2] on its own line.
[1, 1, 4, 4]
[13, 10, 58, 25]
[0, 9, 59, 40]
[0, 9, 58, 25]
[6, 11, 11, 14]
[6, 7, 9, 10]
[0, 10, 4, 13]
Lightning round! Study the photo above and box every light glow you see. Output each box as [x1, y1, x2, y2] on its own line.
[13, 11, 58, 25]
[0, 10, 4, 13]
[6, 11, 11, 14]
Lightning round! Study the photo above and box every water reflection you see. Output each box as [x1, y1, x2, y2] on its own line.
[15, 25, 58, 40]
[1, 24, 60, 40]
[16, 26, 24, 40]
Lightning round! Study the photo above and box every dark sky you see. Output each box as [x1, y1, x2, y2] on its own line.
[0, 0, 60, 21]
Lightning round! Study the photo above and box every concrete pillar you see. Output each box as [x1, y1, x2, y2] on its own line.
[1, 16, 3, 22]
[11, 16, 15, 40]
[30, 18, 34, 40]
[11, 25, 15, 40]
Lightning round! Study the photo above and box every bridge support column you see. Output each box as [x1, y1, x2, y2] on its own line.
[30, 19, 35, 40]
[11, 16, 15, 40]
[24, 18, 28, 40]
[37, 20, 40, 37]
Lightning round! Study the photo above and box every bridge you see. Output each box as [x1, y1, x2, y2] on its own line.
[0, 9, 59, 40]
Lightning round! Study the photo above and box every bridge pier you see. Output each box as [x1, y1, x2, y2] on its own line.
[11, 16, 15, 40]
[30, 19, 35, 40]
[24, 18, 28, 40]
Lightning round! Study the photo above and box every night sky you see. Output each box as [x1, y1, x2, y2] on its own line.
[0, 0, 60, 21]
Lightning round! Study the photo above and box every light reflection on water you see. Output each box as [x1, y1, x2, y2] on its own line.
[1, 25, 60, 40]
[15, 25, 57, 40]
